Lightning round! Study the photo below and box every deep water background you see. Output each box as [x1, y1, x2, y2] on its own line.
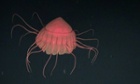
[0, 0, 140, 84]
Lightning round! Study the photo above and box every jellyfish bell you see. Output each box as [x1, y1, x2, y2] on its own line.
[35, 17, 76, 55]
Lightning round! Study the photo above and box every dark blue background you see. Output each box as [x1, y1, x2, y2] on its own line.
[0, 0, 140, 84]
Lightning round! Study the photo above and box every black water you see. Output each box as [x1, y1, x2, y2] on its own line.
[0, 0, 140, 84]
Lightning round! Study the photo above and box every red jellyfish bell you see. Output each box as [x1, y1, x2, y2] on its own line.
[11, 13, 99, 78]
[36, 17, 76, 55]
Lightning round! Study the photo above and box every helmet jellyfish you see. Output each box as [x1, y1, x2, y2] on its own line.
[11, 13, 99, 78]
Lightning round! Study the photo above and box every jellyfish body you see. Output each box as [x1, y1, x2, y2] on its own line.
[11, 13, 98, 78]
[36, 17, 76, 55]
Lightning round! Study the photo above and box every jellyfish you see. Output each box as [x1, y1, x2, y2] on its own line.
[11, 13, 99, 78]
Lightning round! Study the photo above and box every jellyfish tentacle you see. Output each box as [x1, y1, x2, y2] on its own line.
[77, 40, 92, 48]
[76, 29, 94, 36]
[43, 55, 52, 78]
[26, 50, 42, 72]
[27, 42, 36, 55]
[50, 54, 58, 76]
[12, 13, 39, 32]
[32, 12, 44, 27]
[89, 48, 98, 63]
[74, 29, 79, 34]
[18, 32, 30, 45]
[76, 41, 98, 63]
[26, 58, 32, 72]
[77, 37, 97, 40]
[77, 37, 99, 48]
[26, 42, 37, 72]
[11, 24, 37, 38]
[77, 39, 98, 58]
[27, 45, 38, 61]
[70, 53, 76, 75]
